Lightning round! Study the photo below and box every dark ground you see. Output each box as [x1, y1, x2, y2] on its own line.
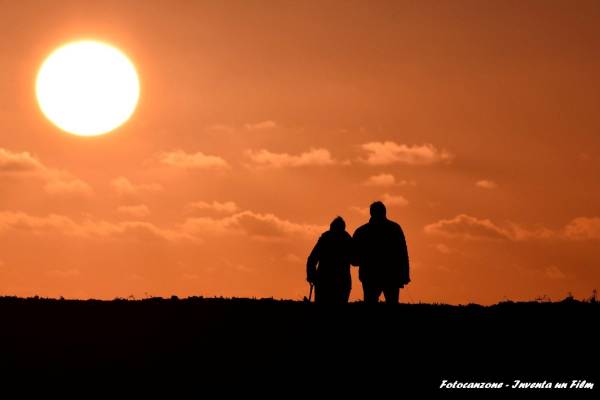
[0, 296, 597, 394]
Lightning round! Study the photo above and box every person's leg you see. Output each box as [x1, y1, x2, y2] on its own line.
[341, 281, 351, 304]
[328, 282, 343, 304]
[383, 286, 399, 304]
[316, 282, 339, 304]
[315, 283, 333, 304]
[314, 283, 323, 304]
[362, 282, 381, 304]
[344, 285, 351, 303]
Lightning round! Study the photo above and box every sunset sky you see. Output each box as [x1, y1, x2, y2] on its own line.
[1, 0, 599, 304]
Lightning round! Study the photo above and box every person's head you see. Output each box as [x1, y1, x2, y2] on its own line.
[330, 216, 346, 232]
[370, 201, 387, 220]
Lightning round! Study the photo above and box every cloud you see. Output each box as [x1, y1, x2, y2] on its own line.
[159, 150, 230, 170]
[381, 193, 409, 207]
[234, 212, 320, 238]
[349, 206, 369, 216]
[283, 253, 303, 264]
[367, 176, 418, 187]
[424, 214, 513, 240]
[181, 273, 200, 281]
[0, 148, 44, 173]
[360, 141, 453, 165]
[111, 176, 163, 196]
[0, 211, 192, 242]
[117, 204, 151, 218]
[364, 173, 396, 186]
[245, 148, 336, 168]
[181, 210, 324, 240]
[205, 124, 235, 134]
[545, 265, 566, 280]
[44, 178, 93, 196]
[563, 217, 600, 240]
[508, 223, 556, 241]
[0, 148, 93, 196]
[46, 268, 81, 278]
[476, 180, 498, 189]
[188, 200, 239, 214]
[0, 211, 77, 235]
[0, 206, 327, 244]
[400, 180, 417, 186]
[424, 214, 559, 241]
[245, 120, 278, 130]
[435, 243, 454, 254]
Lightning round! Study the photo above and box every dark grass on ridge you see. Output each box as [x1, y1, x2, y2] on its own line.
[0, 295, 597, 392]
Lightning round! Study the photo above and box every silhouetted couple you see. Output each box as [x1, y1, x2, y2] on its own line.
[306, 201, 410, 304]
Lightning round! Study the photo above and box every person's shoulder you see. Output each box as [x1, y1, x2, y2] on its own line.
[388, 219, 401, 228]
[320, 230, 332, 239]
[353, 223, 369, 236]
[329, 230, 352, 239]
[386, 219, 403, 231]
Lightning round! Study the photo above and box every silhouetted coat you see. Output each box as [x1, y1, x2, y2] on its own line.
[352, 217, 410, 288]
[307, 230, 352, 303]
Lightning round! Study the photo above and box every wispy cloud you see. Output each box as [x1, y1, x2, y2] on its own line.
[245, 120, 278, 130]
[159, 150, 230, 170]
[434, 243, 454, 254]
[117, 204, 151, 218]
[245, 148, 336, 168]
[44, 178, 93, 196]
[563, 217, 600, 240]
[364, 173, 416, 187]
[111, 176, 163, 196]
[188, 200, 239, 214]
[476, 180, 498, 189]
[283, 253, 303, 264]
[381, 193, 409, 207]
[205, 124, 235, 134]
[0, 148, 44, 173]
[0, 148, 93, 196]
[424, 214, 533, 241]
[364, 173, 395, 186]
[360, 141, 453, 165]
[0, 211, 192, 242]
[46, 268, 81, 278]
[0, 205, 326, 244]
[424, 214, 600, 241]
[349, 206, 369, 216]
[545, 265, 566, 280]
[181, 210, 324, 240]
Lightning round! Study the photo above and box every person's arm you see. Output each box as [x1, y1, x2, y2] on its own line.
[350, 230, 360, 267]
[398, 227, 410, 284]
[306, 237, 322, 283]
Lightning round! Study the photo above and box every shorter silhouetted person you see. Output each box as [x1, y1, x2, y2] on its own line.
[352, 201, 410, 304]
[306, 216, 352, 304]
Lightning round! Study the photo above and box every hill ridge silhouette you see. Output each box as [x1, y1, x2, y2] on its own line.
[1, 294, 597, 393]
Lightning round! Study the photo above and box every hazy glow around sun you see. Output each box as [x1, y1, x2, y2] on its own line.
[36, 40, 140, 137]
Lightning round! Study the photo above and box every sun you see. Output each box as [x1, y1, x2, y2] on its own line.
[36, 40, 140, 137]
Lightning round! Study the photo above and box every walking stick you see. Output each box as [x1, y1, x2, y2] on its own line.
[303, 283, 314, 303]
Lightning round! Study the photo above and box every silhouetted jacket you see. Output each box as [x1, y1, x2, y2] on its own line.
[306, 230, 352, 287]
[352, 217, 410, 287]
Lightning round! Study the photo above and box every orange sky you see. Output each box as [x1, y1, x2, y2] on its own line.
[1, 0, 599, 304]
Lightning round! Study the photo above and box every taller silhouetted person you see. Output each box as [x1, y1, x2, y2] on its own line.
[352, 201, 410, 304]
[306, 216, 353, 304]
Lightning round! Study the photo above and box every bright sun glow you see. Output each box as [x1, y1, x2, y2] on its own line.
[36, 40, 140, 137]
